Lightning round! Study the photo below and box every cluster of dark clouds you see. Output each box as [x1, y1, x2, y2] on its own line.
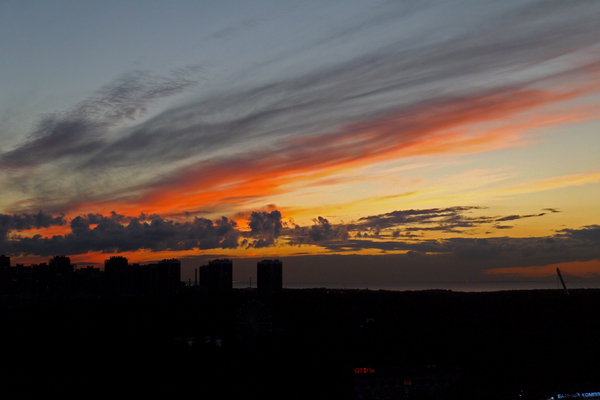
[278, 208, 600, 270]
[0, 211, 65, 241]
[323, 206, 558, 238]
[1, 211, 239, 257]
[285, 216, 351, 246]
[242, 210, 283, 248]
[1, 207, 599, 274]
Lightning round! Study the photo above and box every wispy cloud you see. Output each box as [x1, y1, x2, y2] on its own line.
[495, 172, 600, 196]
[1, 69, 200, 170]
[56, 84, 598, 218]
[2, 0, 600, 228]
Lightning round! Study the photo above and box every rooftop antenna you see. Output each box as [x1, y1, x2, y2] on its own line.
[557, 268, 569, 296]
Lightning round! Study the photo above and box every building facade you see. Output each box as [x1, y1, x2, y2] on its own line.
[200, 259, 232, 291]
[257, 259, 282, 292]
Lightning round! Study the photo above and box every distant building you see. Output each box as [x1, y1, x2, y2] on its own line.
[130, 263, 153, 295]
[75, 265, 101, 278]
[257, 259, 282, 292]
[0, 253, 181, 298]
[50, 255, 72, 271]
[200, 259, 232, 291]
[104, 256, 130, 295]
[104, 256, 128, 274]
[74, 266, 102, 296]
[48, 255, 74, 295]
[157, 259, 181, 294]
[103, 257, 182, 296]
[0, 255, 10, 293]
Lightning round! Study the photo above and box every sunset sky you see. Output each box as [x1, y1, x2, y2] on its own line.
[1, 0, 600, 286]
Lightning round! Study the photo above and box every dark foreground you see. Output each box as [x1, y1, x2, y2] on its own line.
[1, 288, 599, 399]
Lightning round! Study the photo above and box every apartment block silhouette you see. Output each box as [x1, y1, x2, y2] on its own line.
[257, 259, 282, 292]
[199, 259, 232, 291]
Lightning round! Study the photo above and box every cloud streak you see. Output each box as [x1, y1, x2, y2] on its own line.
[1, 70, 200, 170]
[60, 84, 598, 218]
[2, 1, 600, 217]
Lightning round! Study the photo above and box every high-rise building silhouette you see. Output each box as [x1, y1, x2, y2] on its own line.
[0, 255, 10, 292]
[49, 255, 72, 270]
[0, 253, 182, 298]
[200, 259, 232, 291]
[105, 256, 130, 295]
[104, 257, 181, 295]
[48, 255, 74, 295]
[157, 259, 181, 294]
[74, 265, 102, 296]
[257, 259, 282, 292]
[104, 256, 128, 274]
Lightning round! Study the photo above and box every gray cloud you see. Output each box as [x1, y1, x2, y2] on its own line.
[297, 207, 557, 238]
[559, 225, 600, 243]
[317, 228, 600, 271]
[285, 216, 350, 246]
[0, 69, 200, 170]
[308, 217, 349, 243]
[495, 213, 546, 222]
[245, 210, 283, 248]
[207, 19, 259, 40]
[1, 212, 240, 257]
[351, 207, 488, 232]
[0, 211, 65, 240]
[276, 207, 600, 271]
[542, 208, 561, 213]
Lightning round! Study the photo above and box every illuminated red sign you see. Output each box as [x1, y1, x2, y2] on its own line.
[355, 368, 375, 373]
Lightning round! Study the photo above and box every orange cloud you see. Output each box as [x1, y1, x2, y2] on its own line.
[17, 224, 72, 238]
[497, 172, 600, 196]
[60, 85, 599, 220]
